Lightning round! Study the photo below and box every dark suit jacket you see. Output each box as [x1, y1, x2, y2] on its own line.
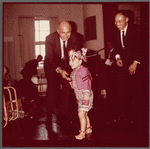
[113, 24, 141, 69]
[44, 31, 83, 77]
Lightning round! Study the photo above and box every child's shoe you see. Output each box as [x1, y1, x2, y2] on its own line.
[86, 126, 92, 134]
[75, 130, 85, 140]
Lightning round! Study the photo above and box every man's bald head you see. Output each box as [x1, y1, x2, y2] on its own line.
[57, 21, 72, 41]
[58, 21, 71, 30]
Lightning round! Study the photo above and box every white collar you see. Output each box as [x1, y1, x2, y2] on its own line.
[60, 38, 68, 46]
[121, 23, 128, 35]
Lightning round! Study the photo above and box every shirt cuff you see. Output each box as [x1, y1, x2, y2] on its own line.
[134, 60, 141, 64]
[56, 67, 61, 73]
[115, 54, 120, 60]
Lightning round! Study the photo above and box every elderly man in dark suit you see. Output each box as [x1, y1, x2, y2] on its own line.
[113, 10, 141, 125]
[44, 21, 83, 125]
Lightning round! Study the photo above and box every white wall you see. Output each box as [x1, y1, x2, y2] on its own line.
[83, 4, 104, 59]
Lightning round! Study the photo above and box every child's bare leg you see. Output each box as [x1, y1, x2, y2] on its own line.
[85, 112, 92, 133]
[75, 110, 86, 140]
[85, 112, 91, 128]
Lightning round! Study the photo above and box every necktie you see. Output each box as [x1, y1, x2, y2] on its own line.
[122, 31, 125, 47]
[63, 41, 68, 68]
[63, 41, 67, 59]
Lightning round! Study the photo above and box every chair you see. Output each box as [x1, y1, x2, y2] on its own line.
[3, 86, 23, 128]
[32, 75, 47, 97]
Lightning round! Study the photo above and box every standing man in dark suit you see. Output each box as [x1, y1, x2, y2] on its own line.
[113, 10, 141, 125]
[44, 21, 83, 125]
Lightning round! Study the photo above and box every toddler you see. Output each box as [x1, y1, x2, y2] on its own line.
[69, 48, 93, 140]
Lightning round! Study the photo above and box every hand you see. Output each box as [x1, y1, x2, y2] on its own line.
[128, 61, 137, 75]
[84, 93, 90, 101]
[116, 58, 123, 67]
[58, 68, 71, 81]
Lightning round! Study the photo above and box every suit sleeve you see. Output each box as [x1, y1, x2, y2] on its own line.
[45, 35, 59, 71]
[112, 29, 122, 61]
[132, 25, 141, 62]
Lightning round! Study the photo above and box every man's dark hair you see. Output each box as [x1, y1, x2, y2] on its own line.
[116, 9, 129, 18]
[116, 9, 135, 24]
[37, 55, 43, 60]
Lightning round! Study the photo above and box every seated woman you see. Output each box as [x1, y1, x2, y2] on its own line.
[3, 65, 14, 87]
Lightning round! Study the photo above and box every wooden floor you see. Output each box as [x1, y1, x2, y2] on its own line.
[2, 96, 149, 147]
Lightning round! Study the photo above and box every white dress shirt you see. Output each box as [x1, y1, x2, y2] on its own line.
[105, 48, 114, 66]
[56, 38, 68, 73]
[60, 38, 68, 59]
[121, 23, 128, 48]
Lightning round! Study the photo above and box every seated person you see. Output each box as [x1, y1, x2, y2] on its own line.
[3, 65, 14, 87]
[20, 55, 43, 81]
[19, 55, 43, 115]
